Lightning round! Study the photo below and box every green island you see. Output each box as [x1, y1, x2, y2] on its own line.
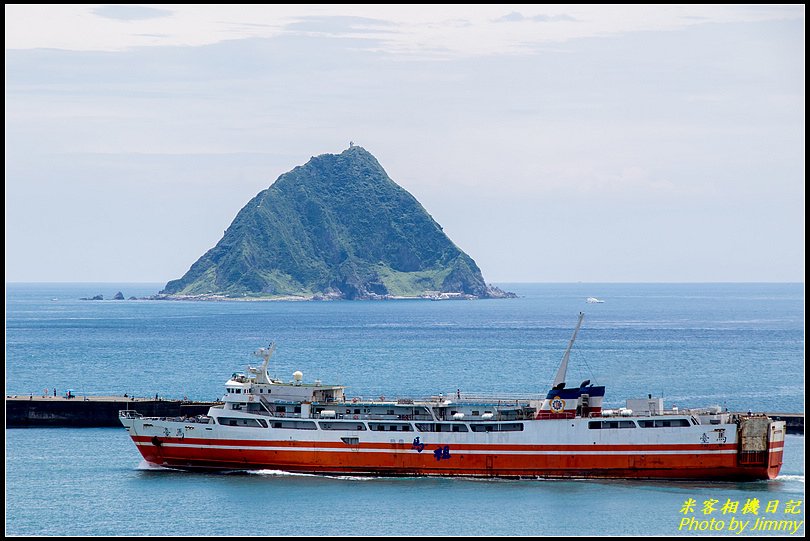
[160, 146, 514, 301]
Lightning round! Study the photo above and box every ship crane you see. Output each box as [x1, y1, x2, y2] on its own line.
[552, 312, 584, 389]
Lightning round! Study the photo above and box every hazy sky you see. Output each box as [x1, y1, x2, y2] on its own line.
[5, 5, 805, 283]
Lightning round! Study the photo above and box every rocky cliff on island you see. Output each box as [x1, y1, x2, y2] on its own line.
[161, 146, 514, 300]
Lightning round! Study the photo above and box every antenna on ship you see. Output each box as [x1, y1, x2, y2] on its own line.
[552, 312, 585, 389]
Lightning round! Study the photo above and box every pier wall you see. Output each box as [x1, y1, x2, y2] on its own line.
[6, 396, 217, 427]
[766, 413, 804, 435]
[5, 397, 803, 434]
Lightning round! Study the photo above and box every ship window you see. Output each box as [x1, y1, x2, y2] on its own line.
[638, 419, 690, 428]
[217, 417, 266, 428]
[416, 423, 468, 432]
[471, 423, 523, 432]
[369, 423, 413, 432]
[472, 411, 480, 416]
[269, 420, 317, 430]
[588, 420, 636, 429]
[236, 389, 241, 394]
[659, 418, 690, 428]
[294, 406, 301, 414]
[320, 421, 367, 431]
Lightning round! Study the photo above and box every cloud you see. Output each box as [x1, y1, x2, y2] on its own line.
[92, 5, 173, 22]
[496, 12, 577, 23]
[132, 33, 170, 39]
[285, 15, 397, 35]
[6, 6, 805, 56]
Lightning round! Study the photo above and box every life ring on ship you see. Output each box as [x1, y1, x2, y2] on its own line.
[379, 395, 385, 401]
[353, 415, 359, 420]
[550, 396, 565, 414]
[248, 395, 254, 402]
[352, 397, 359, 403]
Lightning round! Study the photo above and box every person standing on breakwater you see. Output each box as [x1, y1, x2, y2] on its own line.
[53, 389, 56, 397]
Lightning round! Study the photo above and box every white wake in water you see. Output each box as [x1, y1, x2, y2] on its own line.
[777, 474, 804, 483]
[248, 469, 318, 477]
[248, 469, 374, 481]
[136, 459, 171, 471]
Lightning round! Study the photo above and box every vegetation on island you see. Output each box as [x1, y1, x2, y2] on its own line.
[162, 146, 513, 300]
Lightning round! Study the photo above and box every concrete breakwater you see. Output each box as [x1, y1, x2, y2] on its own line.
[6, 395, 219, 427]
[6, 395, 803, 434]
[766, 413, 804, 435]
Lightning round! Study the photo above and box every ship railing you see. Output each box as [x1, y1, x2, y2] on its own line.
[153, 415, 214, 424]
[370, 394, 541, 405]
[254, 411, 303, 419]
[119, 410, 142, 419]
[377, 394, 542, 405]
[308, 413, 435, 421]
[535, 412, 576, 420]
[446, 393, 541, 402]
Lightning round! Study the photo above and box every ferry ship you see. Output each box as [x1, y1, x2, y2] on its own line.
[119, 314, 785, 479]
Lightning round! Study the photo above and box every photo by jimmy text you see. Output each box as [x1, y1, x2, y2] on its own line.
[678, 497, 803, 535]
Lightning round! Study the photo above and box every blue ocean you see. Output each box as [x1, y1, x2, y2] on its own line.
[5, 283, 805, 536]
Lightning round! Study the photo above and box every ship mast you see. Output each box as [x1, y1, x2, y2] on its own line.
[552, 312, 585, 388]
[251, 343, 276, 384]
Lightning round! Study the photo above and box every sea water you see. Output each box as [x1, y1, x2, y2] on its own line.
[5, 283, 805, 536]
